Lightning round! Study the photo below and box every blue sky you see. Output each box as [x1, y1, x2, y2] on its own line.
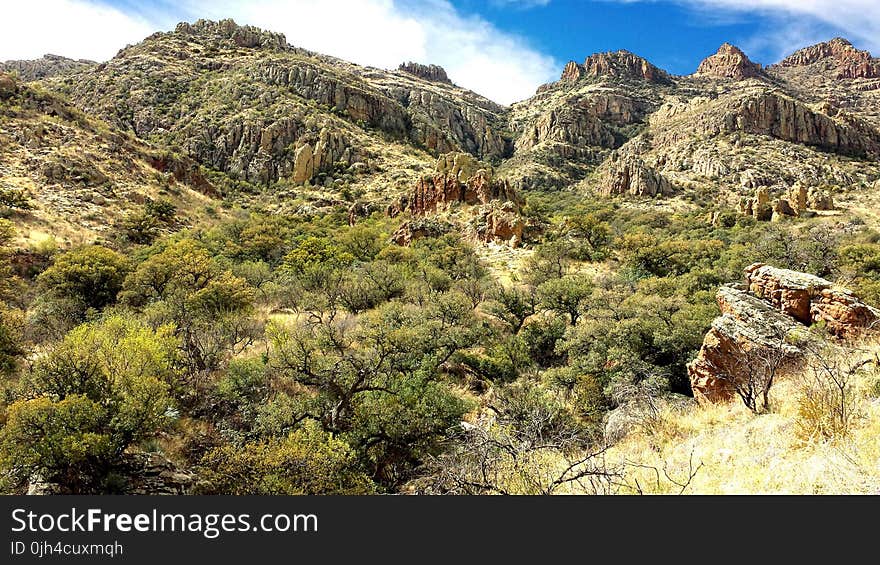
[2, 1, 878, 104]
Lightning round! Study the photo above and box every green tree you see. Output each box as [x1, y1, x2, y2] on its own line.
[1, 316, 178, 492]
[538, 275, 593, 325]
[37, 245, 129, 311]
[122, 240, 258, 375]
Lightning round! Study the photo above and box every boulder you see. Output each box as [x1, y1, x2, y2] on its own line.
[689, 264, 880, 404]
[0, 73, 17, 99]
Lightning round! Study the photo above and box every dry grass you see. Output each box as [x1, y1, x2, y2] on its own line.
[602, 343, 880, 494]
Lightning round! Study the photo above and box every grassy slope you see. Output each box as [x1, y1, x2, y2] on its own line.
[605, 343, 880, 494]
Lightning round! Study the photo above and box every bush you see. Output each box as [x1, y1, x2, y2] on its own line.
[196, 425, 375, 494]
[1, 316, 178, 492]
[37, 245, 129, 310]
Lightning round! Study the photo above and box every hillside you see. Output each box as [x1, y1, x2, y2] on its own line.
[2, 19, 880, 496]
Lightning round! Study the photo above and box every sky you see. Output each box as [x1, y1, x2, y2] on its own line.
[2, 0, 879, 105]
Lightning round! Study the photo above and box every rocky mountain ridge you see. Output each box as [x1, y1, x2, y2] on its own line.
[4, 20, 880, 246]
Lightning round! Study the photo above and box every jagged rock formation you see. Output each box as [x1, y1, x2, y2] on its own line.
[175, 18, 288, 51]
[0, 54, 95, 81]
[695, 43, 764, 80]
[774, 38, 880, 79]
[398, 62, 451, 84]
[580, 50, 672, 84]
[688, 264, 879, 404]
[739, 185, 833, 221]
[391, 153, 525, 246]
[595, 152, 673, 197]
[394, 153, 521, 216]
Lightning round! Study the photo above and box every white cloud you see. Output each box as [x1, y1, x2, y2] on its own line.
[661, 1, 880, 59]
[490, 0, 552, 8]
[0, 0, 558, 104]
[0, 0, 157, 62]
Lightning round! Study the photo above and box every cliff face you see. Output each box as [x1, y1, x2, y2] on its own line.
[390, 153, 525, 247]
[773, 38, 880, 79]
[688, 264, 880, 404]
[595, 152, 673, 197]
[695, 43, 764, 80]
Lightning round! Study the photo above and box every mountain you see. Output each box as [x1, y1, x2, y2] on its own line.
[5, 19, 880, 497]
[0, 71, 218, 247]
[0, 54, 95, 81]
[1, 21, 878, 248]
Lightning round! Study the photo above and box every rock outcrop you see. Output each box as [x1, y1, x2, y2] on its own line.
[581, 50, 672, 84]
[0, 54, 95, 81]
[0, 73, 17, 99]
[717, 92, 880, 158]
[175, 18, 289, 51]
[596, 152, 673, 197]
[744, 263, 879, 336]
[688, 284, 803, 404]
[774, 38, 880, 79]
[398, 62, 451, 84]
[695, 43, 764, 80]
[391, 153, 525, 246]
[688, 264, 880, 403]
[398, 153, 521, 216]
[739, 185, 833, 221]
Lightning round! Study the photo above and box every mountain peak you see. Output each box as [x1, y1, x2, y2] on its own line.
[173, 19, 288, 51]
[397, 62, 451, 84]
[776, 37, 880, 79]
[694, 42, 763, 80]
[557, 50, 670, 84]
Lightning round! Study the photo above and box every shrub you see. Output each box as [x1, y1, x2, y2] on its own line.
[196, 425, 375, 495]
[37, 245, 129, 310]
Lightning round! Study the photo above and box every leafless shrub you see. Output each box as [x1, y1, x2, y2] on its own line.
[795, 343, 873, 441]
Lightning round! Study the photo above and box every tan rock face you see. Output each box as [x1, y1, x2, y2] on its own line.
[597, 153, 673, 197]
[720, 92, 880, 158]
[398, 62, 451, 84]
[392, 153, 525, 247]
[745, 263, 879, 336]
[775, 38, 880, 79]
[580, 50, 671, 84]
[560, 61, 584, 82]
[688, 264, 879, 404]
[695, 43, 763, 80]
[477, 203, 525, 247]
